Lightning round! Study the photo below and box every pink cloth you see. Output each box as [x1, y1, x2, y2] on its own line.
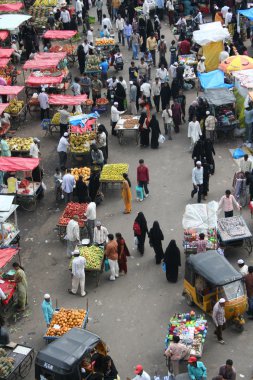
[0, 49, 14, 58]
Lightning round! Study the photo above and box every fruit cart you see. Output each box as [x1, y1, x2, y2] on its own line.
[43, 307, 89, 343]
[69, 245, 104, 286]
[100, 163, 129, 192]
[5, 137, 33, 157]
[93, 97, 109, 115]
[0, 86, 26, 128]
[57, 202, 88, 241]
[0, 157, 43, 211]
[95, 38, 115, 49]
[0, 345, 34, 380]
[0, 195, 20, 248]
[44, 30, 78, 65]
[115, 115, 140, 145]
[84, 55, 101, 77]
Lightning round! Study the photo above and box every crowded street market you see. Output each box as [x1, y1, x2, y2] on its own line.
[1, 0, 253, 379]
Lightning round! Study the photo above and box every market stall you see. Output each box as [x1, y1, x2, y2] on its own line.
[0, 345, 34, 379]
[115, 115, 140, 145]
[0, 3, 23, 12]
[0, 30, 9, 47]
[69, 245, 104, 286]
[43, 307, 89, 343]
[0, 103, 10, 136]
[165, 312, 208, 358]
[0, 157, 42, 211]
[43, 30, 78, 65]
[0, 195, 19, 247]
[217, 215, 252, 254]
[0, 14, 31, 31]
[0, 85, 26, 127]
[204, 88, 238, 138]
[182, 202, 218, 254]
[5, 137, 33, 157]
[198, 69, 233, 90]
[93, 97, 109, 115]
[57, 202, 88, 240]
[85, 55, 101, 77]
[0, 246, 20, 310]
[25, 71, 69, 100]
[100, 163, 129, 192]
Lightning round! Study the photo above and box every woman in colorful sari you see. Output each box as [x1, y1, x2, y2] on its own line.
[116, 232, 130, 274]
[13, 262, 28, 312]
[121, 173, 132, 214]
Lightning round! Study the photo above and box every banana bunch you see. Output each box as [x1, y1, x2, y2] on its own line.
[5, 99, 24, 115]
[34, 0, 57, 7]
[100, 164, 129, 182]
[70, 133, 96, 153]
[6, 137, 33, 152]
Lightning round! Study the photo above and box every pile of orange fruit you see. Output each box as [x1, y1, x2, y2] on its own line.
[95, 38, 115, 46]
[46, 308, 86, 337]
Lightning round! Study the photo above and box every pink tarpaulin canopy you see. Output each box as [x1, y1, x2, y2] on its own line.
[0, 248, 19, 269]
[0, 103, 9, 115]
[0, 157, 39, 171]
[0, 58, 10, 67]
[23, 58, 60, 70]
[34, 52, 67, 60]
[0, 85, 24, 95]
[0, 48, 13, 58]
[43, 30, 77, 40]
[49, 94, 87, 105]
[26, 74, 64, 86]
[0, 3, 23, 12]
[0, 31, 8, 41]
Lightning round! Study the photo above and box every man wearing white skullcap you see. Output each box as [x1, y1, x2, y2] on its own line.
[68, 249, 87, 297]
[212, 298, 226, 344]
[191, 161, 203, 203]
[237, 259, 248, 276]
[41, 293, 54, 327]
[111, 102, 125, 136]
[188, 115, 202, 152]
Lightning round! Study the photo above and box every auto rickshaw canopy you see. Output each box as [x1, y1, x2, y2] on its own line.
[187, 251, 242, 286]
[35, 328, 100, 374]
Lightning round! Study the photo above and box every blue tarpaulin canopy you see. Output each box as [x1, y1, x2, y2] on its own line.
[238, 8, 253, 20]
[198, 70, 233, 89]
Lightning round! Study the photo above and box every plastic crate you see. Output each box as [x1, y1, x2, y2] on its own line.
[41, 119, 51, 131]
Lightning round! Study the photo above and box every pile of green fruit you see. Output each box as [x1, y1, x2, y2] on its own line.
[69, 246, 104, 270]
[85, 55, 101, 72]
[0, 351, 15, 378]
[100, 163, 129, 182]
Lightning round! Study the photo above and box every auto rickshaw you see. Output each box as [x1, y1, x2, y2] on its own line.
[35, 328, 110, 380]
[183, 251, 247, 331]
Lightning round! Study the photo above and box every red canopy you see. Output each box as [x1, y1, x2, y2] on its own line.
[23, 58, 60, 70]
[26, 74, 64, 86]
[0, 85, 24, 95]
[49, 94, 87, 106]
[34, 52, 67, 60]
[0, 3, 23, 12]
[43, 30, 77, 40]
[0, 48, 14, 58]
[0, 31, 8, 41]
[0, 58, 10, 67]
[0, 157, 39, 171]
[0, 103, 9, 115]
[0, 248, 19, 269]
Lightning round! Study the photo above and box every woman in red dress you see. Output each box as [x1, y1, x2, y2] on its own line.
[116, 233, 130, 274]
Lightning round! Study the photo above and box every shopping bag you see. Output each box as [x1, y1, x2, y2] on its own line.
[104, 258, 110, 272]
[232, 148, 245, 159]
[136, 185, 144, 201]
[162, 262, 166, 272]
[158, 134, 166, 144]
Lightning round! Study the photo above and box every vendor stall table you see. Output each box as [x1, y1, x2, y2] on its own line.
[100, 163, 129, 192]
[115, 116, 139, 144]
[0, 86, 26, 127]
[43, 30, 78, 65]
[57, 202, 88, 240]
[0, 247, 20, 310]
[0, 195, 19, 248]
[218, 215, 252, 254]
[0, 48, 14, 58]
[178, 54, 197, 66]
[0, 345, 34, 380]
[25, 70, 69, 98]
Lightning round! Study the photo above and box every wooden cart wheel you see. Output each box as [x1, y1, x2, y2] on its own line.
[185, 292, 194, 306]
[20, 197, 37, 212]
[19, 350, 34, 379]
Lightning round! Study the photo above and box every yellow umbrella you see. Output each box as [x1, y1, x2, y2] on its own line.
[219, 55, 253, 73]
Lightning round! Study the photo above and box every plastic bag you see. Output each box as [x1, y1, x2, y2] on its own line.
[42, 182, 47, 191]
[232, 148, 245, 159]
[134, 236, 138, 246]
[162, 262, 166, 272]
[104, 258, 110, 272]
[136, 186, 144, 201]
[158, 134, 165, 144]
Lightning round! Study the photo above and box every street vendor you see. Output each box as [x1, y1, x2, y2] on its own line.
[0, 135, 11, 157]
[164, 335, 190, 376]
[197, 57, 206, 74]
[65, 215, 81, 258]
[29, 138, 41, 158]
[94, 221, 108, 246]
[41, 294, 54, 327]
[58, 105, 70, 137]
[187, 357, 207, 380]
[91, 144, 104, 169]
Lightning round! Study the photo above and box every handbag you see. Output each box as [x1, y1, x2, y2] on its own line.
[104, 258, 110, 272]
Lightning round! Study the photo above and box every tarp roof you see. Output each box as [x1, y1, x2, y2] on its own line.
[49, 94, 88, 106]
[204, 88, 236, 106]
[23, 58, 60, 70]
[233, 69, 253, 89]
[34, 52, 67, 60]
[0, 157, 39, 171]
[0, 14, 31, 31]
[0, 248, 19, 268]
[182, 201, 218, 230]
[26, 73, 64, 86]
[0, 30, 8, 41]
[0, 48, 13, 58]
[0, 102, 9, 115]
[193, 21, 230, 45]
[187, 251, 242, 286]
[238, 8, 253, 20]
[198, 69, 233, 89]
[0, 3, 23, 12]
[43, 30, 77, 40]
[0, 85, 24, 95]
[0, 57, 10, 67]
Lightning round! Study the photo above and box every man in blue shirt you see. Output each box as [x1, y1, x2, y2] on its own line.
[41, 294, 54, 327]
[100, 57, 109, 87]
[188, 356, 207, 380]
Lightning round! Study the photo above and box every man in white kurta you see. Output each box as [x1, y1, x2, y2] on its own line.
[188, 116, 202, 152]
[69, 250, 86, 297]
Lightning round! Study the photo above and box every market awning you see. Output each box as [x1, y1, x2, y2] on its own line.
[0, 247, 19, 268]
[23, 58, 60, 70]
[0, 3, 23, 12]
[237, 8, 253, 20]
[0, 85, 24, 95]
[182, 201, 218, 230]
[0, 14, 31, 31]
[0, 157, 39, 171]
[193, 21, 230, 45]
[26, 74, 64, 86]
[204, 88, 236, 106]
[49, 94, 88, 106]
[219, 55, 253, 73]
[0, 30, 8, 41]
[0, 48, 13, 58]
[0, 57, 10, 67]
[34, 52, 67, 60]
[43, 30, 77, 40]
[0, 102, 9, 115]
[198, 70, 233, 89]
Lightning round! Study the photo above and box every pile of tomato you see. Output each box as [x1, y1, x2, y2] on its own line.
[58, 202, 88, 227]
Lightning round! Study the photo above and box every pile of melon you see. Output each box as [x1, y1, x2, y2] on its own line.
[45, 308, 86, 337]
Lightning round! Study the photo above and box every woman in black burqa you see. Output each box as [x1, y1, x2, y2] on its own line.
[133, 212, 148, 255]
[149, 221, 164, 264]
[164, 239, 181, 282]
[149, 114, 161, 149]
[138, 111, 150, 147]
